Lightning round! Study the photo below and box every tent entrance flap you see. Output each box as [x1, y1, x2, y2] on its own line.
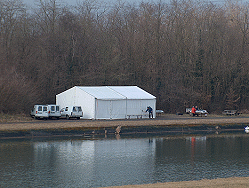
[95, 100, 126, 119]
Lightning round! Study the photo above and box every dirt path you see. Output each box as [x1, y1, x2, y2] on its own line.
[105, 176, 249, 188]
[1, 114, 249, 131]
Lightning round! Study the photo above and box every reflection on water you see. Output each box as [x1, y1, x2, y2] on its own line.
[1, 133, 249, 188]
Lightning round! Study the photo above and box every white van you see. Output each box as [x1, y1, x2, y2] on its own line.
[60, 106, 83, 119]
[47, 105, 61, 119]
[30, 105, 49, 119]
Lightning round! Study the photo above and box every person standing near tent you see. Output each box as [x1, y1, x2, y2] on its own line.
[191, 106, 196, 116]
[146, 106, 153, 119]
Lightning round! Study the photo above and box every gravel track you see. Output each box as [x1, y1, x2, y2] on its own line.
[1, 114, 249, 131]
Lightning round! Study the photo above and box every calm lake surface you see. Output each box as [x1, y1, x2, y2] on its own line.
[1, 131, 249, 188]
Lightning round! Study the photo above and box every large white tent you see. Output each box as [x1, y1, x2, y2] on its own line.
[56, 86, 156, 119]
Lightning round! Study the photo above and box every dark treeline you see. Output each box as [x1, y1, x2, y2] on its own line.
[1, 0, 249, 114]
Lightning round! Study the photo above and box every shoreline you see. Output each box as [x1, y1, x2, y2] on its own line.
[0, 114, 249, 139]
[104, 176, 249, 188]
[2, 114, 249, 130]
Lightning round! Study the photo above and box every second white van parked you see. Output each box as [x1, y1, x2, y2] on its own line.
[60, 106, 83, 119]
[47, 105, 61, 119]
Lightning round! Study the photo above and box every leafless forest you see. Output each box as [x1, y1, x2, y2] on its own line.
[0, 0, 249, 114]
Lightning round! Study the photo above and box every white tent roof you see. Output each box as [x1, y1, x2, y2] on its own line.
[109, 86, 156, 99]
[76, 86, 155, 100]
[77, 86, 126, 100]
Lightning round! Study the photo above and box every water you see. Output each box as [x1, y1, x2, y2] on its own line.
[1, 132, 249, 188]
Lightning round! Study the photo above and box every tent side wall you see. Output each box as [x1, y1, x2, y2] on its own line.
[56, 87, 77, 108]
[56, 87, 96, 119]
[95, 99, 126, 119]
[75, 87, 95, 119]
[126, 99, 156, 119]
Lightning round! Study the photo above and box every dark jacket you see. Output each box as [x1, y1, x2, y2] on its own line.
[146, 107, 152, 113]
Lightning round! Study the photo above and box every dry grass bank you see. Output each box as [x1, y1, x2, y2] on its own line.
[1, 114, 249, 132]
[105, 176, 249, 188]
[0, 113, 34, 123]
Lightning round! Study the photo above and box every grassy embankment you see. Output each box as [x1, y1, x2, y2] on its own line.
[106, 176, 249, 188]
[1, 113, 249, 133]
[0, 113, 34, 123]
